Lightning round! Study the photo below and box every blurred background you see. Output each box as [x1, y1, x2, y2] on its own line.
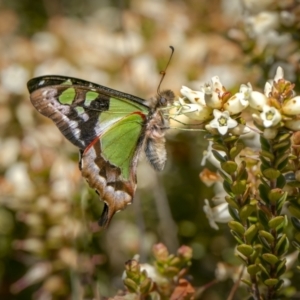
[0, 0, 299, 299]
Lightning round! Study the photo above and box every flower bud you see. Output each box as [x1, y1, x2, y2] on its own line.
[249, 91, 268, 111]
[282, 96, 300, 115]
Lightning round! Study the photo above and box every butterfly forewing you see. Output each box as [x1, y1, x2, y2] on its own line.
[28, 75, 152, 227]
[28, 76, 149, 149]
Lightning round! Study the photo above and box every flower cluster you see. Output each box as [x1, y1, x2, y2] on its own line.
[180, 66, 300, 298]
[250, 67, 300, 138]
[176, 76, 251, 136]
[176, 66, 300, 139]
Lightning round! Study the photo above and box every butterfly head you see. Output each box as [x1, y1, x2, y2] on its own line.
[148, 89, 175, 111]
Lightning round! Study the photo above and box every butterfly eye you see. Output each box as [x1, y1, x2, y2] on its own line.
[160, 97, 167, 106]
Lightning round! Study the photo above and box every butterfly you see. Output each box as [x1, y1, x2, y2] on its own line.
[27, 75, 175, 228]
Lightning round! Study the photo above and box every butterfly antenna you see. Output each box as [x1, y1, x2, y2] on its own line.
[157, 46, 174, 96]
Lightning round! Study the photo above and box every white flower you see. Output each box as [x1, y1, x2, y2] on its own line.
[246, 11, 279, 37]
[180, 86, 205, 105]
[282, 96, 300, 116]
[1, 64, 29, 94]
[209, 109, 238, 135]
[249, 91, 268, 111]
[223, 84, 250, 114]
[204, 76, 225, 109]
[178, 87, 213, 121]
[284, 118, 300, 131]
[274, 66, 284, 82]
[260, 105, 282, 127]
[203, 199, 232, 230]
[263, 128, 278, 139]
[264, 81, 272, 97]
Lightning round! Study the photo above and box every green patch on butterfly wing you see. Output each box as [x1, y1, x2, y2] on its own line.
[61, 79, 72, 85]
[101, 113, 145, 180]
[99, 97, 149, 124]
[59, 87, 75, 105]
[75, 106, 85, 114]
[85, 91, 99, 106]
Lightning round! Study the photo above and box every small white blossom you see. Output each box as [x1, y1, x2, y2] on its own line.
[223, 83, 251, 115]
[284, 119, 300, 131]
[176, 97, 212, 121]
[203, 199, 232, 230]
[260, 105, 282, 127]
[249, 91, 268, 111]
[209, 109, 238, 135]
[263, 128, 278, 139]
[246, 11, 279, 37]
[282, 96, 300, 116]
[274, 66, 284, 82]
[230, 124, 251, 136]
[180, 86, 205, 105]
[178, 86, 213, 121]
[223, 91, 249, 114]
[264, 81, 272, 97]
[204, 76, 225, 109]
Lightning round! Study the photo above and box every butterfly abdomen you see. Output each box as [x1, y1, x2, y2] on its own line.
[145, 136, 167, 171]
[145, 111, 167, 171]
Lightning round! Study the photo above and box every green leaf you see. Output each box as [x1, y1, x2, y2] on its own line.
[288, 204, 300, 219]
[245, 224, 258, 244]
[228, 221, 245, 235]
[123, 278, 139, 293]
[277, 132, 291, 143]
[268, 216, 285, 229]
[257, 210, 270, 228]
[258, 236, 271, 251]
[258, 263, 270, 277]
[291, 217, 300, 231]
[239, 205, 256, 222]
[221, 161, 237, 174]
[231, 180, 247, 195]
[264, 278, 279, 286]
[241, 279, 252, 286]
[260, 150, 275, 161]
[237, 244, 254, 257]
[212, 143, 228, 153]
[258, 183, 270, 204]
[286, 180, 300, 188]
[276, 235, 289, 256]
[268, 189, 284, 204]
[258, 230, 274, 243]
[247, 264, 260, 275]
[262, 168, 281, 180]
[275, 153, 289, 170]
[228, 206, 241, 222]
[273, 140, 290, 151]
[229, 141, 245, 159]
[276, 259, 286, 277]
[260, 136, 270, 152]
[260, 155, 272, 168]
[262, 253, 279, 265]
[223, 180, 233, 195]
[275, 234, 287, 254]
[276, 174, 286, 189]
[236, 161, 248, 181]
[292, 240, 300, 251]
[230, 230, 244, 244]
[225, 196, 239, 209]
[274, 279, 285, 290]
[212, 150, 226, 163]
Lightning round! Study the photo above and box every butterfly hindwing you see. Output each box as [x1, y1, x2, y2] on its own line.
[81, 112, 146, 226]
[28, 75, 151, 227]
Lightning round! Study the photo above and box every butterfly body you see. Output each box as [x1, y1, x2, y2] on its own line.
[28, 75, 174, 227]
